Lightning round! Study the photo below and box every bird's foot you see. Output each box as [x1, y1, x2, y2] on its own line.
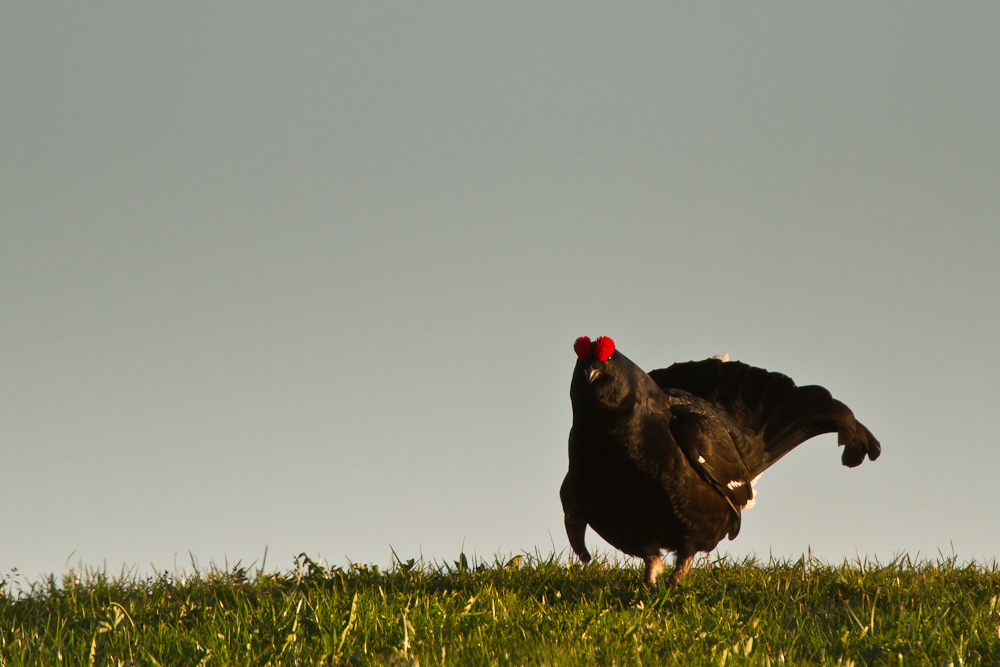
[665, 551, 695, 587]
[642, 553, 665, 586]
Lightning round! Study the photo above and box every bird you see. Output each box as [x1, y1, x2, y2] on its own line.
[560, 335, 880, 587]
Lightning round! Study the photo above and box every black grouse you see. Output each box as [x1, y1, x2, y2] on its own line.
[560, 336, 880, 586]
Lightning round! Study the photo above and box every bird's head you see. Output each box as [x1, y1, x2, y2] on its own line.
[571, 335, 647, 413]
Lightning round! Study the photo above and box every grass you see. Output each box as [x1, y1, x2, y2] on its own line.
[2, 551, 999, 666]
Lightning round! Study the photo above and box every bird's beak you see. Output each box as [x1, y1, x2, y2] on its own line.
[587, 367, 601, 383]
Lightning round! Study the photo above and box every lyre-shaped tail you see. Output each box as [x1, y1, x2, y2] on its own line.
[649, 358, 880, 476]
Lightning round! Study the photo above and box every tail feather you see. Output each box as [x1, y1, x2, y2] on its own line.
[831, 399, 881, 467]
[649, 358, 880, 474]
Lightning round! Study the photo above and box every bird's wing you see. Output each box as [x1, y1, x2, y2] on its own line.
[668, 409, 756, 539]
[559, 473, 591, 563]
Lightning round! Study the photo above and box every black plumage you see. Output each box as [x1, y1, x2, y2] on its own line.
[560, 336, 880, 586]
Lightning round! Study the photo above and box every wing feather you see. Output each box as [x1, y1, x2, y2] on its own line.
[668, 410, 754, 539]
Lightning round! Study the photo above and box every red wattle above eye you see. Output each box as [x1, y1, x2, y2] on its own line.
[594, 336, 615, 362]
[574, 336, 592, 360]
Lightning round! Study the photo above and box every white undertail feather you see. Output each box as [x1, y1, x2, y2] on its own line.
[742, 474, 763, 510]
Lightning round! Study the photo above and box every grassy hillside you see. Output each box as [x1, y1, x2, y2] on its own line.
[2, 552, 998, 666]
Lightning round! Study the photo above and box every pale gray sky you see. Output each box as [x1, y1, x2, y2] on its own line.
[2, 3, 998, 581]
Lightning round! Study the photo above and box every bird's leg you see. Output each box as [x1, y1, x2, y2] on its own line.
[665, 548, 696, 587]
[642, 551, 665, 586]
